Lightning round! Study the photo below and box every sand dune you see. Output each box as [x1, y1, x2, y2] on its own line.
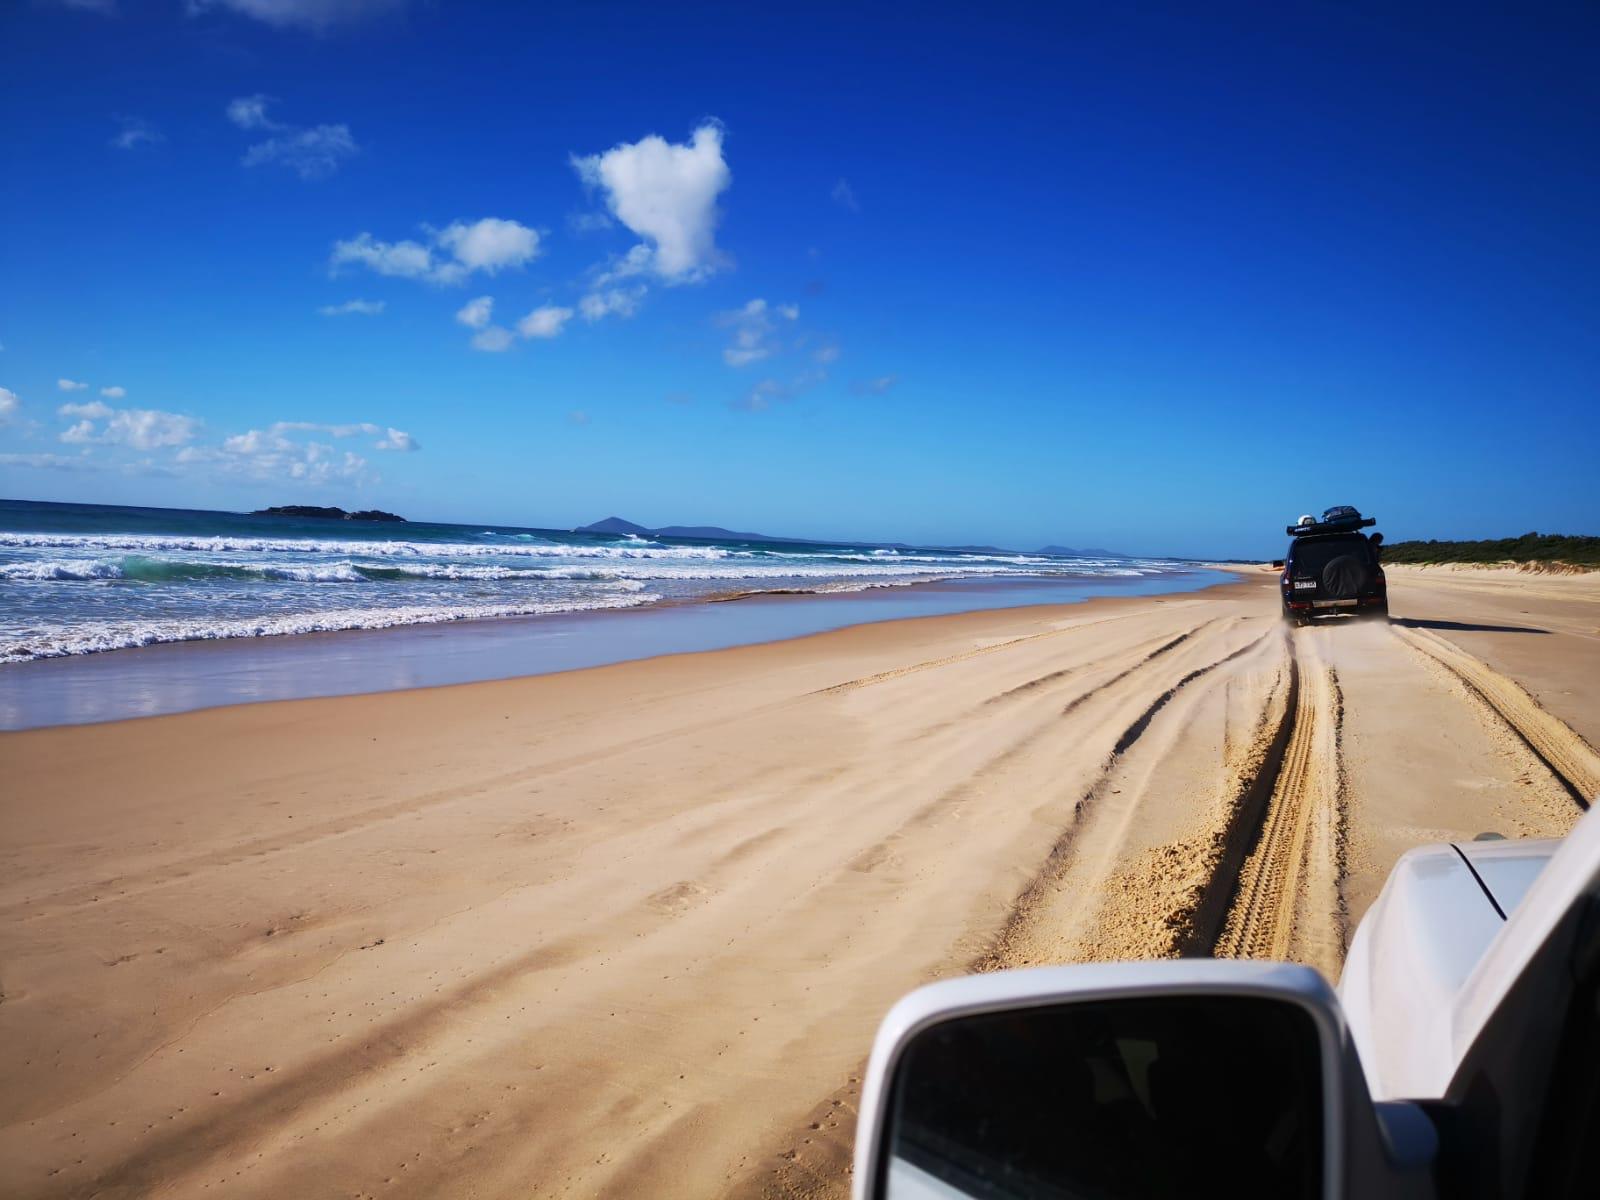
[2, 569, 1596, 1198]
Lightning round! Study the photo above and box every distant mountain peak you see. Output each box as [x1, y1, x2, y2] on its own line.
[576, 516, 653, 536]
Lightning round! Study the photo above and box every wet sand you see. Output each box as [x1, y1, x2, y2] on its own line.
[2, 566, 1596, 1198]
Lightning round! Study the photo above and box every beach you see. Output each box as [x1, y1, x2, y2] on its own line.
[3, 565, 1598, 1198]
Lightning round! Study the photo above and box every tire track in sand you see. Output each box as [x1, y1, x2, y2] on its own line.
[1211, 634, 1345, 971]
[975, 627, 1275, 970]
[1391, 625, 1599, 807]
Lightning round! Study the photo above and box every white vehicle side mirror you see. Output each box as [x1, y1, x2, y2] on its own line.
[853, 961, 1436, 1200]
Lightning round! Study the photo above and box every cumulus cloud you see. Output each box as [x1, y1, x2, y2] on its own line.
[58, 378, 88, 392]
[100, 385, 127, 397]
[374, 427, 418, 451]
[517, 305, 574, 340]
[59, 403, 199, 450]
[455, 296, 493, 329]
[470, 326, 515, 352]
[718, 298, 798, 367]
[189, 0, 407, 31]
[572, 123, 731, 283]
[0, 387, 19, 424]
[435, 219, 540, 275]
[332, 218, 541, 285]
[831, 178, 860, 211]
[218, 434, 370, 485]
[110, 116, 162, 150]
[318, 299, 385, 316]
[228, 95, 357, 178]
[578, 286, 645, 322]
[209, 418, 410, 482]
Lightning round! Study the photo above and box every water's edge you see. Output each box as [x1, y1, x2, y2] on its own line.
[0, 569, 1229, 730]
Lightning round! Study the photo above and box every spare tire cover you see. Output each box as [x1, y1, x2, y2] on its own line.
[1321, 554, 1369, 599]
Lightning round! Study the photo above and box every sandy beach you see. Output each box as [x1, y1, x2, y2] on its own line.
[3, 566, 1598, 1199]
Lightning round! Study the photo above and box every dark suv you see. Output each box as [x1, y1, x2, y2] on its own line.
[1280, 508, 1388, 624]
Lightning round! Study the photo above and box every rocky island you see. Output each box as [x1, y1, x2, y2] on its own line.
[251, 505, 406, 522]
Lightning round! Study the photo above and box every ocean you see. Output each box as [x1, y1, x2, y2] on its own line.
[0, 498, 1197, 665]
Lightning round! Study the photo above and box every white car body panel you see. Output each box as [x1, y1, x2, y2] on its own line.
[1338, 834, 1569, 1101]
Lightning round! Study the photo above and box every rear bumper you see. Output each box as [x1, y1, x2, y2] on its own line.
[1284, 594, 1387, 613]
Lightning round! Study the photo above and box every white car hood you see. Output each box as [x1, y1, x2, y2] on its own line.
[1337, 837, 1559, 1100]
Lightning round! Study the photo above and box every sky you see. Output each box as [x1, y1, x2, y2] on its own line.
[1, 1, 1596, 558]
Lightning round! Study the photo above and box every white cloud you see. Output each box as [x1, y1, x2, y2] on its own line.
[813, 344, 841, 365]
[223, 428, 287, 455]
[435, 218, 541, 274]
[61, 403, 198, 449]
[332, 218, 540, 285]
[331, 232, 435, 279]
[60, 419, 98, 444]
[270, 420, 380, 438]
[100, 385, 127, 398]
[578, 286, 645, 322]
[831, 178, 860, 211]
[57, 378, 88, 392]
[106, 408, 199, 449]
[229, 95, 357, 178]
[471, 326, 515, 353]
[517, 305, 574, 340]
[190, 0, 407, 31]
[244, 124, 358, 179]
[718, 297, 799, 368]
[455, 295, 493, 329]
[572, 123, 731, 282]
[110, 116, 162, 150]
[374, 427, 418, 451]
[0, 387, 19, 425]
[227, 94, 277, 130]
[318, 299, 385, 316]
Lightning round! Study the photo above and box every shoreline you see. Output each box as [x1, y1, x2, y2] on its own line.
[1, 567, 1228, 730]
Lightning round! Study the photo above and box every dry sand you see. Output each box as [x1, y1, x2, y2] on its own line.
[3, 567, 1597, 1198]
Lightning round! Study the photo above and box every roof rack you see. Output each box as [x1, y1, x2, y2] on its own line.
[1287, 508, 1377, 537]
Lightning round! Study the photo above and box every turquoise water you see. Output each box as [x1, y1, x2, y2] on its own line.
[0, 498, 1195, 664]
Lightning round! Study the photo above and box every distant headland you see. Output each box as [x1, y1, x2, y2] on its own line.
[575, 516, 1126, 559]
[251, 505, 406, 523]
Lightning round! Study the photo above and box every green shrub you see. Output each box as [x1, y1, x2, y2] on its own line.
[1381, 532, 1600, 568]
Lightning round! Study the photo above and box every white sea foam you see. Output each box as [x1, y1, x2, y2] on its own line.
[0, 593, 660, 664]
[0, 532, 733, 561]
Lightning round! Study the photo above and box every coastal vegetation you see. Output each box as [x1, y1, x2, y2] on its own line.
[1382, 532, 1599, 569]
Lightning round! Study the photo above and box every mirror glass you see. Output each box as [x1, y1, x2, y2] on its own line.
[882, 995, 1324, 1200]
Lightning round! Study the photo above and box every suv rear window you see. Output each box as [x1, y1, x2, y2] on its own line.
[1290, 535, 1373, 575]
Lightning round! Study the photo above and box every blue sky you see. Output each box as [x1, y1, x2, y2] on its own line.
[1, 1, 1596, 557]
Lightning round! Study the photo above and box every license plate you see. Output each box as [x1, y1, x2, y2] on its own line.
[1294, 580, 1317, 590]
[1313, 599, 1358, 608]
